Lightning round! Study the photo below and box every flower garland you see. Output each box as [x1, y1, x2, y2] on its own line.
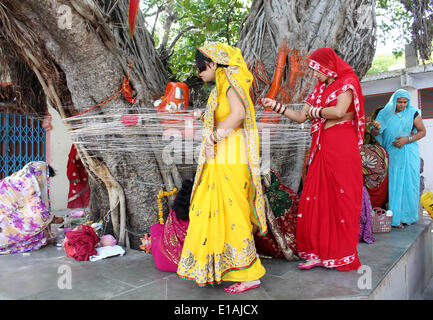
[139, 187, 179, 254]
[157, 187, 178, 224]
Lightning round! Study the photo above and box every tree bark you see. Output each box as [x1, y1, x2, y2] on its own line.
[237, 0, 377, 191]
[0, 0, 378, 249]
[0, 0, 177, 248]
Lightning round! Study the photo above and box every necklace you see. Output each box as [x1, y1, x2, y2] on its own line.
[395, 110, 403, 120]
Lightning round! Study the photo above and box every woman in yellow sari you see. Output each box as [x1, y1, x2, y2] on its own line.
[176, 42, 267, 293]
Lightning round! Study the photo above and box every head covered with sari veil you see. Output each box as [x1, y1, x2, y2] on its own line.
[306, 47, 365, 164]
[374, 89, 419, 146]
[192, 42, 267, 235]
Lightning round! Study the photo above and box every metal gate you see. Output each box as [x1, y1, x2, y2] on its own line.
[0, 113, 46, 179]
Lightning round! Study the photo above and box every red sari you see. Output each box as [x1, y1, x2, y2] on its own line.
[296, 48, 365, 271]
[67, 145, 90, 209]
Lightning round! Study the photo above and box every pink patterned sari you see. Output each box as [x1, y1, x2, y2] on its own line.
[0, 162, 53, 254]
[150, 209, 189, 272]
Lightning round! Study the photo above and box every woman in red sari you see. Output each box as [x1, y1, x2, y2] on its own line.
[261, 47, 364, 271]
[67, 145, 90, 209]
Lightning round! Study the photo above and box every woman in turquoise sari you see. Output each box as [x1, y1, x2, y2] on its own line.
[371, 89, 426, 227]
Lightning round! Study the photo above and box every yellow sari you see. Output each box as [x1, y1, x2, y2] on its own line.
[176, 43, 267, 286]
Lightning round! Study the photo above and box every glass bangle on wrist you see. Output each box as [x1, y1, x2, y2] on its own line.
[408, 136, 413, 143]
[308, 106, 323, 119]
[273, 101, 286, 115]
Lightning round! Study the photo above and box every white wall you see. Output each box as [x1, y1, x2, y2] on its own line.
[361, 76, 402, 95]
[47, 105, 72, 211]
[419, 119, 433, 193]
[406, 88, 432, 194]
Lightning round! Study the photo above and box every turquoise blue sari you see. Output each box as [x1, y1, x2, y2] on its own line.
[375, 89, 420, 226]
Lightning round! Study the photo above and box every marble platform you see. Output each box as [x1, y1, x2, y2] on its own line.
[0, 218, 432, 300]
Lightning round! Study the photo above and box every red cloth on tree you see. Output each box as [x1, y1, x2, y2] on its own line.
[64, 225, 99, 261]
[297, 48, 364, 271]
[67, 145, 90, 209]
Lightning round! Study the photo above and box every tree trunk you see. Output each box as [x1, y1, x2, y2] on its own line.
[0, 0, 178, 248]
[0, 0, 378, 249]
[237, 0, 376, 191]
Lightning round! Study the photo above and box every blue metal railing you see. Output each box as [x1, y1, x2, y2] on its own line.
[0, 113, 46, 179]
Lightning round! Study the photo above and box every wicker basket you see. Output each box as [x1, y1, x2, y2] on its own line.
[372, 207, 392, 233]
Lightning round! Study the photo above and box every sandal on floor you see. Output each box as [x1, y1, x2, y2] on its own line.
[298, 260, 322, 270]
[224, 281, 261, 294]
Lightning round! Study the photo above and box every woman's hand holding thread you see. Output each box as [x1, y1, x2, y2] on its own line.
[259, 98, 287, 115]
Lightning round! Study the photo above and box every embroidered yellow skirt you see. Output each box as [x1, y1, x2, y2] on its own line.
[176, 129, 266, 286]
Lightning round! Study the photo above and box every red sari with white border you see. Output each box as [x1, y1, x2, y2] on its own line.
[296, 48, 365, 271]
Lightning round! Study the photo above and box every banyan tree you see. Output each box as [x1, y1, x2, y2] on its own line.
[0, 0, 378, 249]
